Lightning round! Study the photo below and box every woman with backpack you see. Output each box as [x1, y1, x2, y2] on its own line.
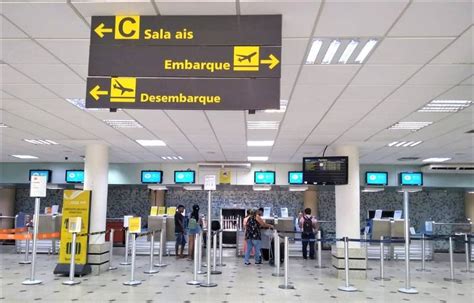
[244, 209, 273, 265]
[187, 204, 202, 260]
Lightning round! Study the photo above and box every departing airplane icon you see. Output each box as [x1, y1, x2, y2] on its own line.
[113, 80, 134, 95]
[236, 52, 257, 63]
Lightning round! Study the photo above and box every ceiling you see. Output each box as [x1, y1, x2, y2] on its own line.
[0, 0, 473, 165]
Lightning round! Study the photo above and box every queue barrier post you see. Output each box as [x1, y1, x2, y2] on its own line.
[316, 230, 324, 269]
[461, 234, 473, 273]
[187, 231, 202, 285]
[120, 229, 131, 266]
[444, 236, 461, 283]
[337, 237, 357, 292]
[272, 229, 283, 277]
[278, 236, 294, 289]
[62, 232, 80, 285]
[218, 216, 226, 267]
[398, 191, 418, 294]
[123, 234, 141, 286]
[197, 231, 205, 275]
[22, 197, 42, 285]
[364, 232, 371, 270]
[200, 190, 217, 287]
[211, 231, 222, 275]
[108, 229, 117, 270]
[374, 236, 390, 281]
[154, 218, 168, 268]
[19, 227, 31, 265]
[144, 230, 159, 274]
[416, 234, 430, 272]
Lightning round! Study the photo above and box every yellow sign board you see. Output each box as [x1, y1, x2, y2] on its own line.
[58, 190, 91, 265]
[128, 217, 141, 233]
[158, 206, 166, 215]
[150, 206, 158, 216]
[233, 46, 260, 71]
[114, 16, 140, 40]
[110, 77, 136, 102]
[219, 168, 231, 184]
[167, 206, 176, 216]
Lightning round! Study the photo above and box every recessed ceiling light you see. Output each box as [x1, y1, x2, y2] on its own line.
[338, 40, 359, 64]
[322, 40, 341, 64]
[11, 154, 38, 159]
[418, 100, 472, 113]
[387, 141, 423, 148]
[103, 119, 143, 128]
[247, 121, 280, 130]
[136, 139, 166, 147]
[0, 123, 8, 128]
[264, 100, 288, 113]
[355, 39, 377, 63]
[248, 156, 269, 161]
[306, 40, 323, 64]
[23, 139, 59, 145]
[389, 121, 432, 131]
[423, 157, 451, 163]
[247, 141, 274, 147]
[161, 155, 183, 160]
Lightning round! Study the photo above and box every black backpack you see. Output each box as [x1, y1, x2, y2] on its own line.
[302, 216, 313, 234]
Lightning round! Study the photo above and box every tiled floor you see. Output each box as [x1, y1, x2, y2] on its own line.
[0, 245, 472, 302]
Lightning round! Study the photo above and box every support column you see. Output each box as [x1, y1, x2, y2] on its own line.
[465, 192, 474, 224]
[84, 143, 109, 274]
[331, 145, 366, 279]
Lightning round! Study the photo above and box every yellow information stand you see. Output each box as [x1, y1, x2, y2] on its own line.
[54, 190, 92, 276]
[150, 206, 158, 216]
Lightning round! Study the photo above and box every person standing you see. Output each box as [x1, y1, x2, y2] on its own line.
[187, 204, 202, 260]
[299, 208, 318, 260]
[244, 209, 273, 265]
[174, 205, 186, 259]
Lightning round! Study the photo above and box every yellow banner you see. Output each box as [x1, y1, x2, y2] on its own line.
[58, 190, 91, 265]
[150, 206, 158, 216]
[158, 206, 166, 215]
[128, 217, 141, 233]
[166, 206, 176, 216]
[219, 168, 231, 184]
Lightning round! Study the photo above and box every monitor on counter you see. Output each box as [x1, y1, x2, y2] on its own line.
[141, 170, 163, 184]
[399, 172, 423, 186]
[366, 172, 388, 186]
[303, 156, 348, 185]
[29, 169, 52, 183]
[254, 171, 276, 185]
[288, 171, 303, 184]
[174, 170, 195, 184]
[65, 170, 84, 184]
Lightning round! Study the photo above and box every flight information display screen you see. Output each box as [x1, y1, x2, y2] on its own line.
[65, 170, 84, 183]
[254, 171, 276, 184]
[174, 171, 195, 184]
[366, 172, 388, 186]
[399, 172, 423, 186]
[29, 170, 52, 183]
[141, 170, 163, 184]
[303, 157, 348, 185]
[288, 171, 303, 184]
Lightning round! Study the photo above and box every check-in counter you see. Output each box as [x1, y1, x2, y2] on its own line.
[16, 214, 61, 254]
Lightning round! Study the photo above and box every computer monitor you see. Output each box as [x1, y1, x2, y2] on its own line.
[141, 170, 163, 184]
[174, 170, 195, 184]
[29, 169, 52, 183]
[399, 172, 423, 186]
[65, 170, 84, 184]
[366, 172, 388, 186]
[254, 171, 276, 185]
[288, 171, 303, 184]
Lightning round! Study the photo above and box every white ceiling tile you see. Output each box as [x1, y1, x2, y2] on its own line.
[71, 0, 157, 19]
[12, 64, 85, 84]
[432, 27, 473, 64]
[341, 85, 398, 100]
[368, 37, 455, 64]
[69, 64, 88, 78]
[436, 85, 474, 101]
[315, 1, 408, 37]
[43, 84, 86, 99]
[298, 65, 359, 85]
[1, 39, 60, 64]
[0, 64, 35, 84]
[240, 1, 321, 38]
[2, 2, 90, 38]
[0, 15, 27, 38]
[351, 65, 421, 86]
[389, 1, 473, 37]
[282, 38, 309, 65]
[388, 85, 452, 102]
[2, 84, 58, 99]
[157, 0, 236, 15]
[407, 64, 473, 86]
[281, 65, 299, 86]
[37, 39, 90, 65]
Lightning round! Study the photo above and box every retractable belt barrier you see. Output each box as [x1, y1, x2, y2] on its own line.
[0, 232, 60, 240]
[0, 227, 28, 234]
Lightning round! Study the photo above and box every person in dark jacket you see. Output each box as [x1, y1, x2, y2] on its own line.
[174, 205, 186, 258]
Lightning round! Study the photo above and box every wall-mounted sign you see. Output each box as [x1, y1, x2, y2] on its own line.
[86, 77, 279, 110]
[90, 15, 281, 46]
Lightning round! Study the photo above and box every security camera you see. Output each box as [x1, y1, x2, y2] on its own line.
[65, 156, 69, 160]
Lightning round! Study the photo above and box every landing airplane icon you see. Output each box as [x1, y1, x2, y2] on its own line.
[113, 80, 134, 95]
[237, 52, 257, 63]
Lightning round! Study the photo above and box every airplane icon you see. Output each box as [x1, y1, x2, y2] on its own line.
[113, 80, 134, 95]
[236, 52, 257, 63]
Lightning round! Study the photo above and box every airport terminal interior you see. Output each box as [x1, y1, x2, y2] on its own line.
[0, 1, 473, 302]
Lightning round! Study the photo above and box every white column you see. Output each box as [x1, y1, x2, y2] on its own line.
[334, 145, 360, 248]
[84, 143, 109, 244]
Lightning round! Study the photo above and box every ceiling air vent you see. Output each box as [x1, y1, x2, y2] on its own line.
[397, 157, 420, 161]
[422, 164, 474, 174]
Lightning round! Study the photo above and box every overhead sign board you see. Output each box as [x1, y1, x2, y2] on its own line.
[86, 77, 279, 110]
[90, 15, 281, 46]
[88, 45, 280, 78]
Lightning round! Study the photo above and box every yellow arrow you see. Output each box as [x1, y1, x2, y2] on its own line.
[260, 54, 280, 70]
[89, 85, 108, 101]
[94, 23, 113, 38]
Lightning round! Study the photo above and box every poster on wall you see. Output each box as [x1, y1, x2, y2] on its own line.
[219, 168, 231, 184]
[53, 190, 92, 276]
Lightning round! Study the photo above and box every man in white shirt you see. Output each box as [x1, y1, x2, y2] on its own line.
[298, 208, 319, 260]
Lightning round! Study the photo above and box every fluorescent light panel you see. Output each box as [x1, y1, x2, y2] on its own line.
[355, 39, 377, 63]
[418, 100, 471, 113]
[0, 123, 8, 128]
[247, 121, 280, 130]
[306, 40, 323, 64]
[389, 121, 432, 131]
[247, 141, 274, 147]
[11, 154, 38, 159]
[248, 156, 268, 161]
[161, 155, 183, 160]
[136, 139, 166, 147]
[422, 157, 451, 163]
[103, 119, 143, 128]
[24, 139, 59, 145]
[322, 40, 341, 64]
[306, 38, 378, 65]
[66, 98, 113, 111]
[387, 141, 423, 147]
[338, 40, 358, 64]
